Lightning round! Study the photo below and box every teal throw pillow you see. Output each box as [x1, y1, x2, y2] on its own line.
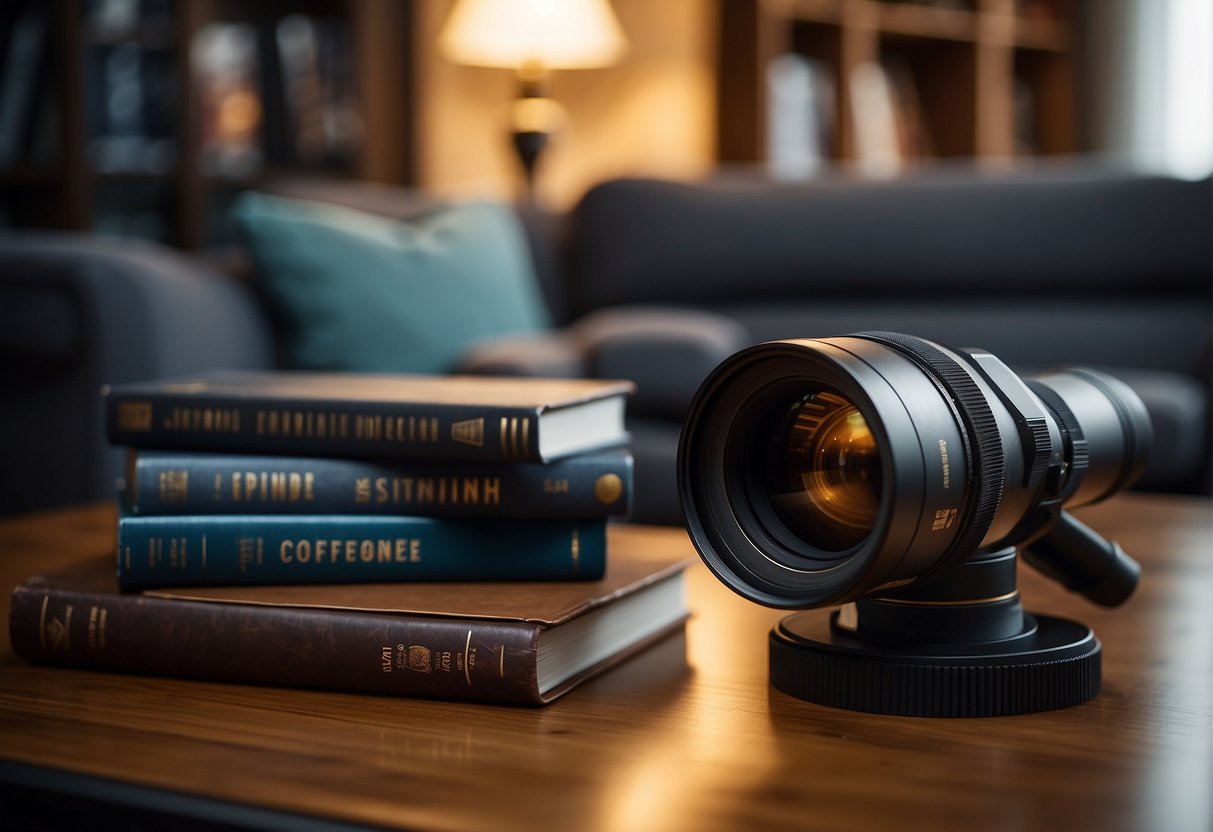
[231, 192, 551, 374]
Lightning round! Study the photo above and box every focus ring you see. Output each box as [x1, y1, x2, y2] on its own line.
[854, 332, 1006, 576]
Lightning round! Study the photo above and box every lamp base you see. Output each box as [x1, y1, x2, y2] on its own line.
[509, 78, 565, 198]
[512, 129, 548, 195]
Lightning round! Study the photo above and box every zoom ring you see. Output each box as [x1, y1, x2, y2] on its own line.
[855, 332, 1006, 575]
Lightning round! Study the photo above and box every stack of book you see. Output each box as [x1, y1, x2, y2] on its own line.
[9, 371, 692, 704]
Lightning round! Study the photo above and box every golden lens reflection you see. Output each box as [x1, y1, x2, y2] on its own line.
[772, 391, 882, 551]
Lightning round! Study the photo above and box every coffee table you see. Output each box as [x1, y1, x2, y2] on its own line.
[1, 493, 1210, 831]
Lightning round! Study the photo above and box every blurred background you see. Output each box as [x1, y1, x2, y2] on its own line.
[0, 0, 1209, 246]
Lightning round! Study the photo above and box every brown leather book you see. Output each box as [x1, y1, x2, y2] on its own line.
[9, 545, 690, 705]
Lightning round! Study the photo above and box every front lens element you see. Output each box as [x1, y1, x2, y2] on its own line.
[765, 390, 882, 551]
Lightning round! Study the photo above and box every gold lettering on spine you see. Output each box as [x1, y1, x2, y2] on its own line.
[162, 407, 240, 433]
[363, 476, 500, 507]
[452, 418, 485, 447]
[157, 470, 190, 503]
[463, 630, 473, 685]
[39, 595, 49, 653]
[88, 605, 100, 648]
[279, 538, 421, 564]
[571, 527, 580, 573]
[117, 401, 153, 432]
[246, 408, 453, 445]
[232, 470, 315, 503]
[255, 409, 350, 439]
[86, 605, 108, 649]
[521, 418, 530, 457]
[498, 417, 526, 458]
[239, 537, 261, 572]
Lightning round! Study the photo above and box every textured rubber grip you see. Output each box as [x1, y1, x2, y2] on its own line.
[854, 332, 1006, 574]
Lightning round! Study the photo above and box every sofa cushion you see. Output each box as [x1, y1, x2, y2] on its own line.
[232, 192, 551, 374]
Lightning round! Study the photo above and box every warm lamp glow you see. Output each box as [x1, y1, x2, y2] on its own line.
[438, 0, 627, 71]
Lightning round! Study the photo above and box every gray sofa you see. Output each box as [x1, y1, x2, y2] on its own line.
[2, 164, 1209, 523]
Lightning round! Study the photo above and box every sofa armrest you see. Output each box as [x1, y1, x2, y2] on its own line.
[458, 307, 750, 420]
[570, 307, 750, 418]
[0, 232, 276, 513]
[458, 331, 590, 378]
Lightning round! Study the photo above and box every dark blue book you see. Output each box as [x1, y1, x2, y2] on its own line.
[104, 371, 634, 463]
[123, 448, 633, 518]
[117, 513, 606, 590]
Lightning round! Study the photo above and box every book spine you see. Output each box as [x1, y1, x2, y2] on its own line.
[126, 450, 633, 518]
[105, 391, 547, 462]
[8, 583, 545, 704]
[116, 514, 606, 589]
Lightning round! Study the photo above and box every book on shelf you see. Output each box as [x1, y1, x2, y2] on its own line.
[116, 512, 606, 590]
[124, 447, 633, 519]
[766, 52, 834, 180]
[274, 14, 360, 168]
[104, 370, 635, 464]
[9, 543, 691, 705]
[849, 61, 902, 177]
[192, 21, 263, 179]
[849, 58, 934, 176]
[0, 5, 49, 167]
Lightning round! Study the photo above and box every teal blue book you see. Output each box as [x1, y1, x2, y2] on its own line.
[116, 513, 606, 590]
[123, 448, 633, 519]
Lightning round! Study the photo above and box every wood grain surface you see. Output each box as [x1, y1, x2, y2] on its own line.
[0, 493, 1210, 831]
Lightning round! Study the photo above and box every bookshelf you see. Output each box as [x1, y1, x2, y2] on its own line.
[717, 0, 1079, 171]
[0, 0, 415, 250]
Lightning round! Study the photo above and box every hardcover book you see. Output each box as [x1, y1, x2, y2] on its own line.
[116, 512, 606, 590]
[123, 447, 633, 518]
[104, 371, 634, 463]
[9, 547, 691, 705]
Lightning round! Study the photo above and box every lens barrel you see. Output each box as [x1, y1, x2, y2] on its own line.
[678, 333, 1152, 610]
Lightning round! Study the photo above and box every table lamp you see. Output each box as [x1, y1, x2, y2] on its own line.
[438, 0, 627, 195]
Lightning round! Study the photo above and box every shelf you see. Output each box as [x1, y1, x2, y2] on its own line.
[1013, 15, 1069, 51]
[0, 1, 417, 249]
[0, 167, 62, 185]
[876, 3, 980, 42]
[716, 0, 1079, 166]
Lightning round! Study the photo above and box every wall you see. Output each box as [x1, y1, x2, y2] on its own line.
[1082, 0, 1213, 179]
[414, 0, 717, 209]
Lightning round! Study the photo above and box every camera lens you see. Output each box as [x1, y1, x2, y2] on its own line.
[678, 333, 1151, 610]
[765, 390, 881, 551]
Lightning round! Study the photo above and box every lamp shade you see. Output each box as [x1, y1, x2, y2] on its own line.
[438, 0, 627, 71]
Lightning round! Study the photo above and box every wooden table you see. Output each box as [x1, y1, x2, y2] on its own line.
[1, 493, 1210, 832]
